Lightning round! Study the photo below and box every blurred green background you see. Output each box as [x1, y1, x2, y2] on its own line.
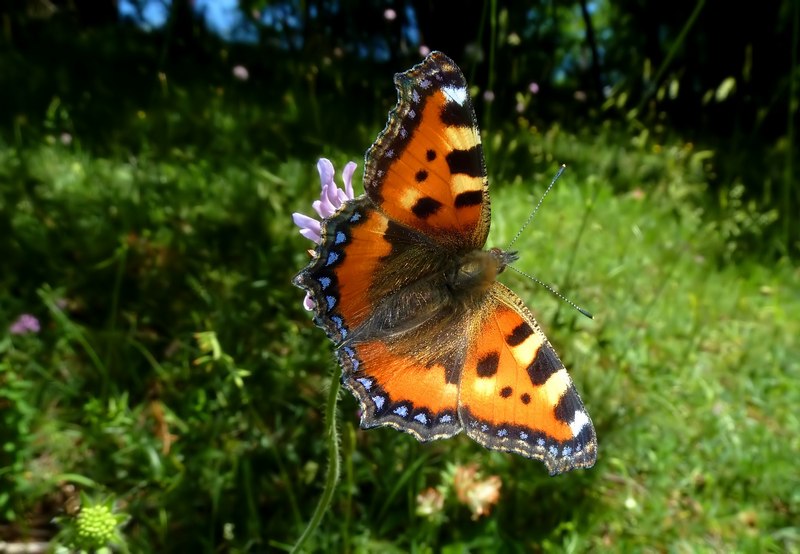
[1, 1, 798, 552]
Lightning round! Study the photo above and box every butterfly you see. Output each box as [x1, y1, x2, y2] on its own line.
[293, 52, 596, 475]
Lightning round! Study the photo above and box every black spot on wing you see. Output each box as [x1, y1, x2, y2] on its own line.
[415, 169, 429, 183]
[446, 146, 483, 177]
[506, 322, 533, 346]
[520, 393, 531, 404]
[526, 343, 562, 386]
[382, 220, 420, 258]
[440, 101, 474, 128]
[426, 149, 437, 161]
[411, 197, 443, 219]
[499, 386, 513, 398]
[476, 352, 499, 378]
[454, 190, 483, 208]
[436, 338, 467, 385]
[554, 386, 582, 423]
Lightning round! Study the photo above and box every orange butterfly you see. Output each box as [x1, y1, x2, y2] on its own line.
[293, 52, 596, 475]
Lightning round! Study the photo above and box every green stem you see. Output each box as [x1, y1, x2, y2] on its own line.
[635, 0, 706, 115]
[291, 364, 342, 553]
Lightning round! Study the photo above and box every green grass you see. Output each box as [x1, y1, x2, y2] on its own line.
[1, 109, 798, 552]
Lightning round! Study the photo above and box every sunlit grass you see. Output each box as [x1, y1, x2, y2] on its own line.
[1, 117, 797, 551]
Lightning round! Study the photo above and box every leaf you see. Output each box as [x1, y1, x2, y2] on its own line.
[715, 77, 737, 102]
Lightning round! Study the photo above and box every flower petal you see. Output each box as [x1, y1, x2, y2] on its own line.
[311, 199, 325, 219]
[325, 180, 340, 206]
[299, 227, 321, 243]
[317, 188, 337, 218]
[317, 158, 335, 189]
[293, 212, 322, 244]
[342, 162, 357, 199]
[292, 212, 321, 232]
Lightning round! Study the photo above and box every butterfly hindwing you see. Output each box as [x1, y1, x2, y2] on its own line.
[458, 284, 597, 474]
[294, 197, 467, 441]
[339, 338, 463, 441]
[364, 51, 490, 249]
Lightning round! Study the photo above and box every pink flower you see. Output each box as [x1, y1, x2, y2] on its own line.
[383, 8, 397, 21]
[453, 464, 502, 520]
[293, 158, 357, 310]
[232, 65, 249, 81]
[10, 314, 40, 335]
[419, 45, 430, 57]
[528, 82, 540, 94]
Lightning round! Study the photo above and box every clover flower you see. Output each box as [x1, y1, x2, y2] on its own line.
[453, 463, 502, 520]
[416, 487, 445, 517]
[293, 158, 357, 310]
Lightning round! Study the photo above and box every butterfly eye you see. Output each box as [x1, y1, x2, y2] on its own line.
[458, 260, 483, 278]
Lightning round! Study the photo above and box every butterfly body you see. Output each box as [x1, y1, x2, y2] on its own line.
[294, 52, 596, 474]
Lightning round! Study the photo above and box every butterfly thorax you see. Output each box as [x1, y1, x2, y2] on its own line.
[446, 247, 519, 302]
[335, 232, 516, 350]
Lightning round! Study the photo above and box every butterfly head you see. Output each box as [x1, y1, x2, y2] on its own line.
[488, 247, 519, 274]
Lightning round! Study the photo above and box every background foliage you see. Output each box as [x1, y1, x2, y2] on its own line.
[1, 0, 798, 552]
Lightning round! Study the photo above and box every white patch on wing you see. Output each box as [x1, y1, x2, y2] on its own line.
[569, 410, 590, 435]
[442, 85, 468, 106]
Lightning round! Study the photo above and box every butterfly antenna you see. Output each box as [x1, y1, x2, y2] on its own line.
[508, 265, 594, 319]
[507, 164, 566, 250]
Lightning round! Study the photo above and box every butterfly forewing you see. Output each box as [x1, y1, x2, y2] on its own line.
[363, 52, 490, 249]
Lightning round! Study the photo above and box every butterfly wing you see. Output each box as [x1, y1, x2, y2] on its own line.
[457, 283, 597, 475]
[293, 196, 465, 440]
[338, 336, 463, 441]
[364, 51, 490, 249]
[295, 52, 492, 440]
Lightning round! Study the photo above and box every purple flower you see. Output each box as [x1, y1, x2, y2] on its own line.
[293, 158, 357, 310]
[10, 314, 40, 335]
